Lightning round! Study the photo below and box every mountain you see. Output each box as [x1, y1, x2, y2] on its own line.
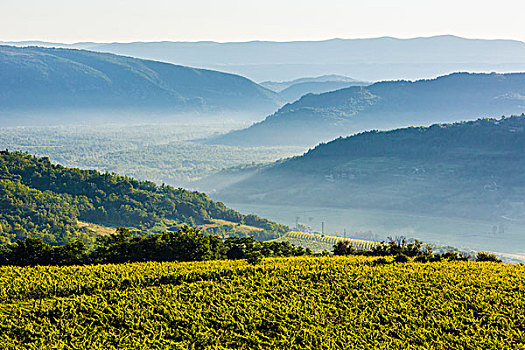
[0, 150, 287, 245]
[5, 35, 525, 82]
[210, 72, 525, 146]
[210, 115, 525, 223]
[260, 75, 365, 92]
[277, 80, 370, 104]
[205, 116, 525, 254]
[0, 46, 281, 125]
[261, 75, 370, 103]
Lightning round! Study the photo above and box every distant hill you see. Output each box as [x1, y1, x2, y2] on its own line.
[0, 46, 281, 125]
[260, 75, 365, 92]
[278, 81, 369, 104]
[210, 73, 525, 146]
[0, 150, 287, 245]
[211, 115, 525, 225]
[5, 35, 525, 81]
[260, 75, 369, 104]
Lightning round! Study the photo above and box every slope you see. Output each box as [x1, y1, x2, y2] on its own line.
[260, 75, 366, 92]
[210, 72, 525, 146]
[0, 45, 281, 124]
[212, 115, 525, 223]
[278, 80, 370, 103]
[0, 150, 287, 245]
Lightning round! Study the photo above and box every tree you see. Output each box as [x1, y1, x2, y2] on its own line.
[476, 252, 502, 263]
[5, 237, 51, 266]
[51, 239, 88, 265]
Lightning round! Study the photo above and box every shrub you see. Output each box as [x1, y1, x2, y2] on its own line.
[394, 254, 409, 263]
[476, 252, 502, 263]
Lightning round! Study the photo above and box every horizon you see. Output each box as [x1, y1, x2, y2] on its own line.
[2, 34, 525, 46]
[1, 0, 524, 43]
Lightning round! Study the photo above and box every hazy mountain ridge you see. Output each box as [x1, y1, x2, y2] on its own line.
[277, 80, 370, 104]
[0, 45, 281, 123]
[4, 35, 525, 81]
[210, 72, 525, 146]
[260, 75, 365, 92]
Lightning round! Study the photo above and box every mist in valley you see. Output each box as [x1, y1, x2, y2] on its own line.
[2, 36, 525, 263]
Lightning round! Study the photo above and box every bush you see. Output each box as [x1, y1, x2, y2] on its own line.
[332, 241, 355, 256]
[394, 254, 409, 263]
[476, 252, 502, 263]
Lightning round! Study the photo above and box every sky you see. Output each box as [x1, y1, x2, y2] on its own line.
[1, 0, 524, 43]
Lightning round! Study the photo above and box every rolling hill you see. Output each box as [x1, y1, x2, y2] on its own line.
[277, 81, 368, 104]
[6, 35, 525, 82]
[260, 74, 366, 91]
[207, 116, 525, 252]
[0, 45, 281, 125]
[271, 77, 369, 103]
[261, 75, 369, 104]
[210, 72, 525, 146]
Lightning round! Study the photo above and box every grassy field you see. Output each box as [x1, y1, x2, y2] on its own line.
[0, 256, 523, 349]
[224, 202, 525, 259]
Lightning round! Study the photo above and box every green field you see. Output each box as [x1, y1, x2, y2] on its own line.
[224, 202, 525, 259]
[1, 256, 523, 349]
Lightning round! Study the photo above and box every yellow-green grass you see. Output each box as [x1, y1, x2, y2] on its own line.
[77, 221, 117, 236]
[0, 256, 524, 349]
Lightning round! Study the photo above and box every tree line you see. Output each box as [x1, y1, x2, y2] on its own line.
[0, 226, 311, 267]
[332, 237, 502, 263]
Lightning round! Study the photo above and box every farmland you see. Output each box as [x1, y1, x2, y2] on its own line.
[1, 256, 523, 349]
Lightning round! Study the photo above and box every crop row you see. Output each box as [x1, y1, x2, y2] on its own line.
[1, 256, 524, 349]
[286, 231, 379, 250]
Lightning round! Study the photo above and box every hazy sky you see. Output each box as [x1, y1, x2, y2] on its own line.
[1, 0, 524, 43]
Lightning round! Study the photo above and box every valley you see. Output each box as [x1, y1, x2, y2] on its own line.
[0, 123, 305, 185]
[4, 1, 525, 348]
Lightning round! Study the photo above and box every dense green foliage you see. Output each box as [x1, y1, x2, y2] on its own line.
[0, 150, 288, 244]
[213, 72, 525, 146]
[0, 256, 523, 348]
[332, 237, 480, 263]
[0, 227, 309, 266]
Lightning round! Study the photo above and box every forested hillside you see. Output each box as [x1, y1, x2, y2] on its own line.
[0, 151, 287, 245]
[212, 72, 525, 146]
[212, 115, 525, 225]
[0, 45, 281, 124]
